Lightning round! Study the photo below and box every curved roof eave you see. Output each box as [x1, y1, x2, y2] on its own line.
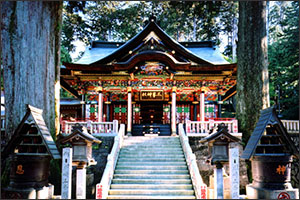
[90, 20, 216, 66]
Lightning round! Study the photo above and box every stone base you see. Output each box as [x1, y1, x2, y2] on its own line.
[246, 184, 299, 199]
[1, 184, 54, 199]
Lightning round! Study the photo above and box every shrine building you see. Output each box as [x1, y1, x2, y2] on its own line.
[61, 16, 237, 136]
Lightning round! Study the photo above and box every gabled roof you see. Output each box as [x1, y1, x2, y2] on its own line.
[64, 17, 235, 73]
[2, 105, 61, 159]
[200, 123, 241, 144]
[241, 107, 299, 160]
[59, 125, 101, 144]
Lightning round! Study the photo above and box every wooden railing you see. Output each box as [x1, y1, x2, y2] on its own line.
[185, 119, 241, 137]
[178, 123, 207, 199]
[62, 120, 118, 135]
[281, 120, 299, 134]
[96, 124, 125, 199]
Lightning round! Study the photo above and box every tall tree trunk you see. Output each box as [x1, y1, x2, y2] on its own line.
[1, 1, 62, 140]
[236, 1, 270, 143]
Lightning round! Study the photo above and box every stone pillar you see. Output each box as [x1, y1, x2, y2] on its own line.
[214, 163, 224, 199]
[229, 143, 240, 199]
[171, 89, 177, 136]
[98, 92, 103, 122]
[76, 164, 87, 199]
[200, 91, 205, 121]
[61, 148, 72, 199]
[127, 88, 132, 136]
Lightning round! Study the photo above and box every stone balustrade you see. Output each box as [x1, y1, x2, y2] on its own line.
[281, 120, 299, 134]
[95, 124, 125, 199]
[178, 123, 208, 199]
[63, 120, 118, 136]
[185, 119, 241, 138]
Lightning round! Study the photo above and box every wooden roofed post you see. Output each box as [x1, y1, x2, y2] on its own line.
[1, 1, 62, 140]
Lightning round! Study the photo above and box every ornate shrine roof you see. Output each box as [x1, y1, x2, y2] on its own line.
[63, 16, 236, 73]
[75, 41, 229, 65]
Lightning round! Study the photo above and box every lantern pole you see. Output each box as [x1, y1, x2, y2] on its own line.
[214, 162, 224, 199]
[76, 162, 87, 199]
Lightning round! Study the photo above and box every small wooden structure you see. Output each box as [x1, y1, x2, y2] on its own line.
[2, 105, 60, 198]
[242, 107, 299, 199]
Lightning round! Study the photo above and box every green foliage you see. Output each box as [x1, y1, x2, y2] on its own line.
[1, 158, 11, 188]
[49, 159, 62, 195]
[268, 1, 299, 119]
[60, 88, 74, 98]
[61, 45, 72, 63]
[61, 1, 238, 57]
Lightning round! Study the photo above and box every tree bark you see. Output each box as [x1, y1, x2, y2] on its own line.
[236, 1, 270, 143]
[1, 1, 62, 140]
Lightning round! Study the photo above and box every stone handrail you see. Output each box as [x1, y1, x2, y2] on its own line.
[63, 120, 118, 135]
[281, 120, 299, 134]
[185, 119, 241, 137]
[178, 123, 207, 199]
[96, 124, 125, 199]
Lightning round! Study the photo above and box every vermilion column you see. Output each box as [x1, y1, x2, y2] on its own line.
[171, 88, 177, 136]
[98, 92, 103, 122]
[200, 91, 205, 121]
[127, 88, 132, 136]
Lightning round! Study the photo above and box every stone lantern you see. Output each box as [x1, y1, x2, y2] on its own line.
[200, 123, 241, 199]
[59, 124, 101, 199]
[59, 123, 101, 166]
[201, 123, 240, 165]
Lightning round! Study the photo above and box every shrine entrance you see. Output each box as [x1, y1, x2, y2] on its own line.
[140, 102, 163, 124]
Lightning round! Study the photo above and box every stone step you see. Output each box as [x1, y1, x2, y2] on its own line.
[119, 151, 184, 155]
[124, 138, 179, 141]
[107, 195, 195, 199]
[114, 169, 189, 174]
[118, 154, 185, 158]
[122, 144, 181, 148]
[119, 152, 184, 157]
[115, 165, 188, 170]
[108, 189, 195, 196]
[110, 184, 193, 190]
[116, 162, 186, 166]
[118, 158, 186, 162]
[121, 146, 182, 150]
[112, 179, 192, 184]
[113, 174, 190, 179]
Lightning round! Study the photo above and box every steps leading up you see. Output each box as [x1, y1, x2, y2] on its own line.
[107, 136, 195, 199]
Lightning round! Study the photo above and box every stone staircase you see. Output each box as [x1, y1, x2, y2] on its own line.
[107, 136, 196, 199]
